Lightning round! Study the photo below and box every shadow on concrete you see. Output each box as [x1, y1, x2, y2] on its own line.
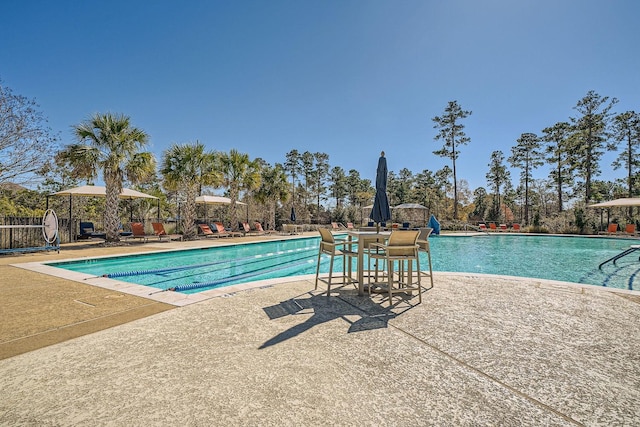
[259, 287, 420, 349]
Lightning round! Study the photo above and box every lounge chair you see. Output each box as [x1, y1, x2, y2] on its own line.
[624, 224, 638, 236]
[478, 223, 487, 232]
[512, 223, 521, 232]
[198, 223, 223, 238]
[78, 221, 106, 240]
[254, 222, 274, 235]
[346, 222, 355, 230]
[499, 223, 508, 232]
[488, 223, 498, 232]
[118, 223, 133, 237]
[214, 222, 242, 237]
[151, 222, 183, 241]
[607, 223, 619, 235]
[241, 222, 256, 235]
[129, 222, 149, 242]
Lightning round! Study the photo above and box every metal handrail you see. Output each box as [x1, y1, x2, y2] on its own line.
[598, 245, 640, 269]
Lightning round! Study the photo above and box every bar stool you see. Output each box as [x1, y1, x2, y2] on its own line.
[368, 230, 422, 306]
[315, 228, 357, 296]
[417, 227, 434, 289]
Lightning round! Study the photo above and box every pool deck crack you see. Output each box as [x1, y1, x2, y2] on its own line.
[390, 323, 586, 426]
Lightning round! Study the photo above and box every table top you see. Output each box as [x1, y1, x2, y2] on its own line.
[346, 230, 391, 237]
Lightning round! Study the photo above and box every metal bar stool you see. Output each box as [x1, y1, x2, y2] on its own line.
[315, 228, 357, 296]
[368, 230, 422, 306]
[417, 227, 434, 289]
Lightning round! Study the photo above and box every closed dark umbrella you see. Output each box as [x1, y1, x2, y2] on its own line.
[291, 206, 296, 222]
[371, 151, 391, 232]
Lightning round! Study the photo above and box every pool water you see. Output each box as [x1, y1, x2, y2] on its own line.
[51, 234, 640, 293]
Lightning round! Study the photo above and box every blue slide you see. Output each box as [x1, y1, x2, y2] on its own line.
[427, 214, 440, 235]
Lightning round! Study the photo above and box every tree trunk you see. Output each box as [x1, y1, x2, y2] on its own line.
[181, 183, 198, 240]
[104, 175, 122, 242]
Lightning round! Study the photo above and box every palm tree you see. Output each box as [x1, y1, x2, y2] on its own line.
[160, 142, 220, 240]
[218, 149, 261, 230]
[254, 163, 290, 230]
[57, 113, 155, 242]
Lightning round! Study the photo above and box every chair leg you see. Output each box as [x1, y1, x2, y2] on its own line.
[387, 258, 394, 306]
[415, 255, 422, 304]
[315, 250, 322, 290]
[327, 252, 335, 296]
[427, 250, 433, 288]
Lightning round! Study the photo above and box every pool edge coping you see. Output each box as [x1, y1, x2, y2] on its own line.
[12, 260, 640, 308]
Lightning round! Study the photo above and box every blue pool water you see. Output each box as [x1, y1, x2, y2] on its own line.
[51, 234, 640, 293]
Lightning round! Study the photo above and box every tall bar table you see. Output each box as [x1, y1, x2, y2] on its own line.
[346, 230, 391, 295]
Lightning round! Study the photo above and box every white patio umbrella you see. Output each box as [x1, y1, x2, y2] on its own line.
[195, 195, 246, 205]
[49, 185, 158, 242]
[196, 195, 247, 224]
[589, 198, 640, 208]
[50, 184, 158, 200]
[589, 198, 640, 232]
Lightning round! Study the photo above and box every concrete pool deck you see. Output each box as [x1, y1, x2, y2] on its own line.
[1, 235, 640, 425]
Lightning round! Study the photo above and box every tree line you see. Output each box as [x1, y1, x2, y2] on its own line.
[1, 78, 639, 240]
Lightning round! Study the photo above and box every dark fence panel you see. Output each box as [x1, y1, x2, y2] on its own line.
[0, 216, 45, 250]
[0, 216, 78, 249]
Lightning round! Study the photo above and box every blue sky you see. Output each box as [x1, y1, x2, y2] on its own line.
[2, 0, 638, 192]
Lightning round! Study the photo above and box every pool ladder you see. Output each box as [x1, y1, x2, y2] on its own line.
[598, 245, 640, 270]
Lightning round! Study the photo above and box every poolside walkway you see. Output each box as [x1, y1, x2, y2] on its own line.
[1, 236, 640, 425]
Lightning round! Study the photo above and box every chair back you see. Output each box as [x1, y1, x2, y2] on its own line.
[131, 222, 145, 236]
[386, 230, 419, 256]
[152, 222, 166, 236]
[626, 224, 636, 234]
[242, 222, 251, 233]
[197, 223, 213, 235]
[318, 227, 335, 244]
[318, 228, 339, 256]
[608, 223, 618, 233]
[254, 222, 265, 232]
[214, 222, 226, 233]
[80, 221, 95, 233]
[417, 227, 432, 241]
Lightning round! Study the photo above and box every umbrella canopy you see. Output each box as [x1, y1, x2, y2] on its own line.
[393, 203, 427, 210]
[196, 195, 247, 225]
[51, 185, 157, 199]
[195, 195, 246, 205]
[589, 198, 640, 208]
[371, 151, 391, 225]
[49, 185, 158, 242]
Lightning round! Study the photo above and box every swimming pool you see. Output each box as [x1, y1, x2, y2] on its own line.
[50, 234, 640, 293]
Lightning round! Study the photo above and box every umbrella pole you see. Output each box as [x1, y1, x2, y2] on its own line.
[69, 194, 73, 243]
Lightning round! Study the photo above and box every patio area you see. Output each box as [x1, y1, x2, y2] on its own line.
[1, 239, 640, 425]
